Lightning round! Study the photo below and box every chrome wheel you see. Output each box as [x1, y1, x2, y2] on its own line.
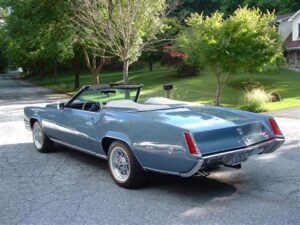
[109, 146, 130, 182]
[33, 123, 43, 149]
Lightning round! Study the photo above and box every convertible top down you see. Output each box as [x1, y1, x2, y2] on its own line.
[24, 84, 285, 188]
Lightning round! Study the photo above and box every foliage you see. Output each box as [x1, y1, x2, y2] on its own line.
[169, 0, 221, 20]
[140, 17, 183, 72]
[176, 64, 199, 76]
[177, 7, 283, 105]
[241, 88, 271, 112]
[1, 0, 75, 75]
[169, 0, 298, 21]
[220, 0, 300, 16]
[74, 0, 167, 84]
[161, 45, 186, 68]
[0, 6, 9, 71]
[0, 43, 8, 72]
[160, 45, 200, 76]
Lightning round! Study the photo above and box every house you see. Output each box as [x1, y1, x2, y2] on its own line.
[275, 10, 300, 64]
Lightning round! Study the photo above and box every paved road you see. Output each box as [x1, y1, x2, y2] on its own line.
[264, 106, 300, 120]
[0, 73, 300, 225]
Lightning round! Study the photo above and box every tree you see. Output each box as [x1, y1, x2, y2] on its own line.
[169, 0, 221, 20]
[140, 17, 182, 72]
[177, 7, 283, 105]
[219, 0, 300, 16]
[1, 0, 91, 88]
[71, 0, 108, 85]
[1, 0, 74, 77]
[0, 40, 8, 72]
[74, 0, 167, 84]
[0, 7, 8, 72]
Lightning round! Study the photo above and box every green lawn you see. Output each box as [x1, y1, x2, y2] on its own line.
[26, 65, 300, 111]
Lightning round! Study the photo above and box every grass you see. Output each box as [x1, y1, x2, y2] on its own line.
[26, 65, 300, 111]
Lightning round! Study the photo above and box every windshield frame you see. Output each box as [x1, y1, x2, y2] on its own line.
[65, 84, 143, 108]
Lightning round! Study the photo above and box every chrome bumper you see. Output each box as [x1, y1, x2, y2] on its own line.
[180, 138, 285, 177]
[24, 119, 31, 131]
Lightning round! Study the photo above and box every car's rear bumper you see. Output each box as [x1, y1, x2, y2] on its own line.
[180, 137, 285, 177]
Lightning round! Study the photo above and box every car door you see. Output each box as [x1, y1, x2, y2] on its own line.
[60, 107, 103, 152]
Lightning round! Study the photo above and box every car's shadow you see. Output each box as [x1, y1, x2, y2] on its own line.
[1, 142, 237, 203]
[54, 143, 237, 200]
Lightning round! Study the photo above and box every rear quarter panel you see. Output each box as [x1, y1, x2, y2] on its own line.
[96, 109, 198, 173]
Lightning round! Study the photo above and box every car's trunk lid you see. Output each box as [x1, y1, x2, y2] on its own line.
[139, 106, 272, 155]
[192, 120, 271, 155]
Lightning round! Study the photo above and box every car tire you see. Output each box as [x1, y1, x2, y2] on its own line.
[32, 121, 53, 153]
[108, 141, 146, 188]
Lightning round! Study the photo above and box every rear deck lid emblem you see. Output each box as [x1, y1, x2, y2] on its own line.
[237, 128, 243, 135]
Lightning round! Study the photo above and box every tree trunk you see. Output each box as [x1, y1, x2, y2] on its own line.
[149, 58, 153, 72]
[123, 59, 129, 84]
[53, 62, 58, 83]
[82, 47, 100, 85]
[73, 57, 80, 89]
[213, 66, 222, 106]
[92, 71, 99, 84]
[215, 81, 222, 106]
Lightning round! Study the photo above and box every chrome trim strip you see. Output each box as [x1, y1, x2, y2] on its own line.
[202, 138, 283, 159]
[144, 159, 204, 178]
[180, 159, 204, 177]
[143, 167, 181, 176]
[50, 138, 107, 160]
[24, 119, 31, 131]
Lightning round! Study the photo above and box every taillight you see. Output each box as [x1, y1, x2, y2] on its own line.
[184, 132, 199, 155]
[269, 118, 282, 136]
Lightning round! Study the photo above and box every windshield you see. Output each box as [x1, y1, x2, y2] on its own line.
[67, 85, 142, 108]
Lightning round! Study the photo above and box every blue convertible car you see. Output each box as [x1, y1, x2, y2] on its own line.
[24, 84, 285, 188]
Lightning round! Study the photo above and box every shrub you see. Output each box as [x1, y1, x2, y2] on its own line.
[161, 45, 186, 68]
[241, 88, 271, 112]
[177, 64, 200, 76]
[161, 45, 200, 76]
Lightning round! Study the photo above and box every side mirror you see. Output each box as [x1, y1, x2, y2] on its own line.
[57, 102, 65, 110]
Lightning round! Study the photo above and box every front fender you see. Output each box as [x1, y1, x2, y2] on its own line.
[24, 106, 45, 130]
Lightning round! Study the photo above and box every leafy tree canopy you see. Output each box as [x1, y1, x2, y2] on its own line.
[220, 0, 300, 16]
[1, 0, 75, 73]
[169, 0, 299, 20]
[177, 7, 283, 105]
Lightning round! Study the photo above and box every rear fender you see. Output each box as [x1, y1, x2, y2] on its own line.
[102, 131, 132, 146]
[100, 131, 147, 169]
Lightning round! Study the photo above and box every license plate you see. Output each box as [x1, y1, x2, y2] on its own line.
[232, 152, 248, 164]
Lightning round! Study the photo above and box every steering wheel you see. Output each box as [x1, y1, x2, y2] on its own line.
[82, 101, 103, 111]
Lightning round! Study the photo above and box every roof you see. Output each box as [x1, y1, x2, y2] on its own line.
[275, 12, 296, 23]
[284, 33, 300, 50]
[288, 10, 300, 21]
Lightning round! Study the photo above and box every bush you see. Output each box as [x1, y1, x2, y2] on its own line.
[241, 88, 271, 112]
[177, 64, 200, 76]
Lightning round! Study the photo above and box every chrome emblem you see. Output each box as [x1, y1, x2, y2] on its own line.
[168, 146, 174, 155]
[236, 128, 243, 135]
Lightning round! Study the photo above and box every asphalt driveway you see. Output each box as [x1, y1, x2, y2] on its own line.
[0, 73, 299, 225]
